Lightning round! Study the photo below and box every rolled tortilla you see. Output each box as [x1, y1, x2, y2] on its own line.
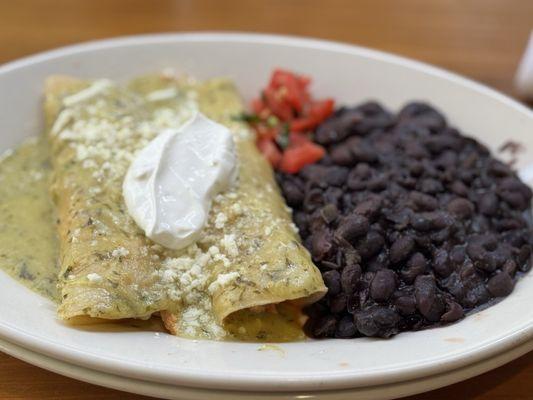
[44, 75, 196, 320]
[45, 74, 326, 339]
[160, 79, 326, 338]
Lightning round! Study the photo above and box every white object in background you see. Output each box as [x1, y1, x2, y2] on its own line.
[123, 112, 237, 250]
[515, 31, 533, 99]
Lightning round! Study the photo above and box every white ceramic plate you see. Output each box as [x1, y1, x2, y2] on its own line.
[1, 335, 531, 400]
[0, 33, 532, 398]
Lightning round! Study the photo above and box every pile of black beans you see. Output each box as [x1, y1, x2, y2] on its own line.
[276, 102, 533, 339]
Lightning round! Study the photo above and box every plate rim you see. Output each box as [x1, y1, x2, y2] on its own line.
[0, 32, 532, 392]
[1, 332, 532, 400]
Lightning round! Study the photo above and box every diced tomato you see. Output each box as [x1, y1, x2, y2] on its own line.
[257, 138, 283, 168]
[290, 99, 334, 132]
[269, 69, 309, 113]
[249, 69, 334, 173]
[309, 98, 335, 121]
[255, 124, 278, 140]
[289, 132, 311, 147]
[263, 87, 294, 121]
[290, 116, 317, 133]
[279, 142, 325, 173]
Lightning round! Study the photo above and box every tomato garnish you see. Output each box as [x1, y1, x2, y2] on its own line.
[246, 69, 335, 173]
[289, 132, 311, 147]
[255, 124, 279, 141]
[279, 142, 326, 174]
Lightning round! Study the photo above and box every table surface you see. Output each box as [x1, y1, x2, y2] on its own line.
[0, 0, 531, 399]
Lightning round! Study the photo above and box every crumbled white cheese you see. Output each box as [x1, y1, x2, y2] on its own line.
[111, 247, 129, 258]
[208, 271, 240, 294]
[51, 109, 74, 135]
[146, 87, 178, 102]
[214, 212, 228, 229]
[209, 245, 220, 255]
[290, 222, 299, 234]
[231, 203, 243, 215]
[63, 79, 113, 106]
[157, 243, 228, 338]
[221, 234, 239, 258]
[87, 273, 102, 282]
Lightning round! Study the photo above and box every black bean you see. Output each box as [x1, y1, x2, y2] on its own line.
[390, 235, 415, 264]
[466, 242, 486, 261]
[502, 259, 518, 277]
[401, 252, 427, 283]
[323, 270, 341, 296]
[341, 263, 361, 293]
[488, 160, 512, 177]
[487, 272, 514, 297]
[348, 142, 378, 163]
[447, 198, 474, 219]
[441, 272, 466, 301]
[404, 140, 430, 159]
[293, 211, 309, 235]
[281, 179, 304, 207]
[354, 307, 400, 338]
[517, 245, 532, 272]
[464, 284, 491, 308]
[367, 251, 389, 271]
[441, 300, 464, 323]
[449, 246, 466, 266]
[303, 188, 324, 212]
[312, 315, 337, 338]
[410, 191, 438, 211]
[356, 230, 385, 259]
[420, 178, 444, 194]
[411, 211, 451, 231]
[449, 180, 469, 197]
[353, 196, 382, 219]
[470, 214, 490, 233]
[346, 292, 360, 314]
[499, 191, 527, 210]
[334, 214, 369, 243]
[336, 315, 357, 338]
[395, 295, 417, 315]
[477, 193, 498, 216]
[311, 229, 334, 261]
[370, 269, 397, 302]
[314, 113, 359, 145]
[414, 275, 445, 322]
[324, 166, 349, 187]
[330, 145, 355, 166]
[433, 248, 452, 278]
[499, 177, 530, 194]
[497, 219, 525, 232]
[405, 161, 423, 178]
[367, 174, 389, 191]
[321, 261, 339, 271]
[320, 203, 339, 224]
[329, 293, 347, 313]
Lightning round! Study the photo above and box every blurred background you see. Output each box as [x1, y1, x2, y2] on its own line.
[1, 0, 532, 100]
[0, 1, 532, 400]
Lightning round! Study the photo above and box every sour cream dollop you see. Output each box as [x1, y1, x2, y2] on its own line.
[123, 112, 238, 250]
